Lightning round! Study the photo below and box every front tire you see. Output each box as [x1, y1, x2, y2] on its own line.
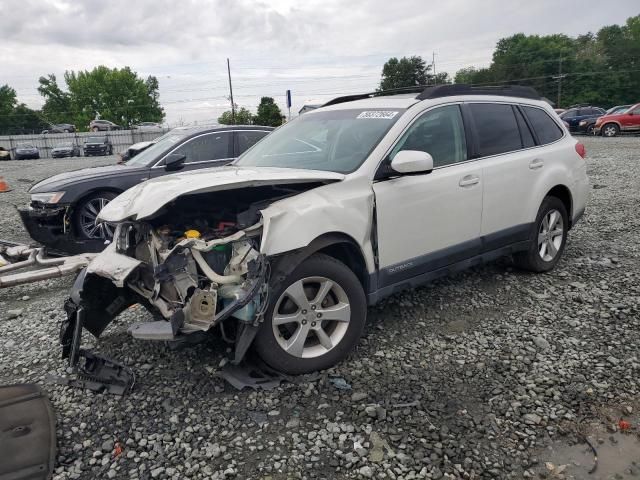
[514, 196, 568, 273]
[602, 123, 619, 137]
[73, 191, 118, 241]
[254, 253, 367, 374]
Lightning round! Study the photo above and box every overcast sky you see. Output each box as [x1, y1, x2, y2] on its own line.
[2, 0, 637, 125]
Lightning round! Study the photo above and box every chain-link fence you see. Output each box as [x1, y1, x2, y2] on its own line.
[0, 129, 170, 159]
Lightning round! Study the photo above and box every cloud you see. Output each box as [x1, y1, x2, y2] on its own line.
[1, 0, 638, 123]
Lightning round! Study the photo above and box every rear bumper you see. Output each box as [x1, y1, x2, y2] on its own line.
[18, 206, 108, 255]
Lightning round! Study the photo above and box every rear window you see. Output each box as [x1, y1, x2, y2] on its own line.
[522, 107, 563, 145]
[469, 103, 522, 156]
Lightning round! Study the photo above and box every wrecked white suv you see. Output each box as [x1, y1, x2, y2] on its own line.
[62, 85, 589, 376]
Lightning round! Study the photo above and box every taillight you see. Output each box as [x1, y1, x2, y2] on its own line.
[575, 142, 586, 159]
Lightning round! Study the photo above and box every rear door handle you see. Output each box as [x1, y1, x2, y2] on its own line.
[459, 175, 480, 187]
[529, 158, 544, 170]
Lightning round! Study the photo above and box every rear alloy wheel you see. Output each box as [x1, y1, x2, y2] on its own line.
[602, 123, 619, 137]
[74, 192, 117, 240]
[254, 254, 366, 374]
[514, 196, 568, 272]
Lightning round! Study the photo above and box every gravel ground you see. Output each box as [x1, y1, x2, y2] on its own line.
[0, 139, 639, 480]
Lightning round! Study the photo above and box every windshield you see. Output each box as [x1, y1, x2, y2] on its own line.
[55, 142, 73, 148]
[125, 132, 187, 166]
[86, 136, 105, 143]
[235, 108, 404, 173]
[18, 143, 35, 148]
[607, 105, 631, 115]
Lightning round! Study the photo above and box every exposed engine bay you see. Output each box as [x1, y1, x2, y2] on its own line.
[59, 183, 329, 391]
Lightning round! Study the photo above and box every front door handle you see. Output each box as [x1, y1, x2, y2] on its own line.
[459, 175, 480, 187]
[529, 158, 544, 170]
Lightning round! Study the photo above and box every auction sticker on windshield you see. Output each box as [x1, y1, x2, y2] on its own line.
[356, 111, 399, 119]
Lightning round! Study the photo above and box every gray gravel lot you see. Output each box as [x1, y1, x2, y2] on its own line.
[0, 139, 639, 479]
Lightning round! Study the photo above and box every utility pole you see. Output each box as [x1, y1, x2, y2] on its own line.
[552, 56, 567, 108]
[227, 58, 236, 124]
[432, 52, 437, 84]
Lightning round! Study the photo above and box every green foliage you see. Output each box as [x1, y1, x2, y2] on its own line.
[254, 97, 284, 126]
[379, 56, 433, 90]
[454, 14, 640, 108]
[218, 106, 254, 125]
[0, 84, 46, 134]
[38, 66, 164, 130]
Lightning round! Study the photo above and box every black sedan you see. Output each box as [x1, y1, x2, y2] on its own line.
[14, 143, 40, 160]
[20, 125, 273, 254]
[51, 142, 81, 158]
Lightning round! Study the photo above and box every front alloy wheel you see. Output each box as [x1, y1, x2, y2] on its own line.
[74, 192, 117, 240]
[602, 123, 618, 137]
[254, 253, 367, 374]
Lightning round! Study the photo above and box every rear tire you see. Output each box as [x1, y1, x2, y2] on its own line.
[513, 196, 568, 273]
[253, 253, 367, 374]
[602, 123, 619, 137]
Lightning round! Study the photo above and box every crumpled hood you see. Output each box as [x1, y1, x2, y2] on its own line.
[98, 166, 345, 222]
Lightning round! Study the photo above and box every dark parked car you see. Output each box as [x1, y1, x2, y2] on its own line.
[20, 125, 273, 253]
[0, 146, 10, 160]
[578, 105, 632, 135]
[560, 106, 605, 133]
[51, 142, 81, 158]
[88, 119, 121, 132]
[83, 136, 113, 156]
[42, 123, 76, 134]
[14, 143, 40, 160]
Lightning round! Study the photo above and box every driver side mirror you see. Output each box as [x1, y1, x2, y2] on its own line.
[390, 150, 434, 174]
[164, 153, 186, 171]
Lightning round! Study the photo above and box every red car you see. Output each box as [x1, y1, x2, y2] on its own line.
[594, 103, 640, 137]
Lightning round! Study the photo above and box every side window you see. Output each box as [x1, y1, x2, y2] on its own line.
[563, 109, 578, 118]
[173, 132, 232, 163]
[630, 105, 640, 115]
[522, 106, 563, 145]
[514, 107, 535, 148]
[390, 105, 467, 168]
[469, 103, 522, 156]
[236, 130, 269, 155]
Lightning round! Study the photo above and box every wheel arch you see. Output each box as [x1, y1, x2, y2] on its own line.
[268, 232, 371, 294]
[545, 184, 573, 228]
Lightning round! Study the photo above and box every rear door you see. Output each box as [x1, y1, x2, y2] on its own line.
[469, 102, 543, 249]
[620, 104, 640, 131]
[234, 129, 270, 157]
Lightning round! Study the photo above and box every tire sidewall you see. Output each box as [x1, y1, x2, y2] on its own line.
[603, 123, 618, 137]
[254, 254, 367, 374]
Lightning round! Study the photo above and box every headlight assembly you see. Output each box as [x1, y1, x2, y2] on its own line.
[31, 192, 65, 204]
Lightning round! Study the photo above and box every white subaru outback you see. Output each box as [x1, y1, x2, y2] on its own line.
[63, 85, 589, 377]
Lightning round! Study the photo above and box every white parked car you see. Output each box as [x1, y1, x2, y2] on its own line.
[63, 85, 589, 376]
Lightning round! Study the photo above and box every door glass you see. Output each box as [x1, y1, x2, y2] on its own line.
[522, 106, 563, 145]
[237, 130, 269, 154]
[174, 132, 231, 163]
[469, 103, 522, 156]
[390, 105, 467, 167]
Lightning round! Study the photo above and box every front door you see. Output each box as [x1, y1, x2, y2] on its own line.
[372, 104, 483, 288]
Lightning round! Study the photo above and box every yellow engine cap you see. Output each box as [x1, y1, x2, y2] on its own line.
[184, 229, 201, 239]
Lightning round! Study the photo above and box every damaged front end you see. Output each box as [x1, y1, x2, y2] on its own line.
[59, 185, 312, 393]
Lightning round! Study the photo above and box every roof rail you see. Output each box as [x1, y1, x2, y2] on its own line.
[322, 83, 541, 108]
[417, 84, 541, 100]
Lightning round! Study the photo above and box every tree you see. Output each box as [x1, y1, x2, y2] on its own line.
[38, 66, 164, 130]
[254, 97, 284, 126]
[0, 85, 18, 134]
[453, 14, 640, 108]
[217, 106, 254, 125]
[378, 56, 432, 90]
